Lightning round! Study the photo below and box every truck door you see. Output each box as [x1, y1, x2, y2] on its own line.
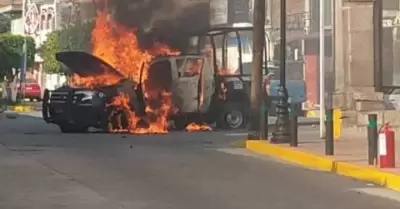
[174, 57, 202, 113]
[199, 57, 214, 113]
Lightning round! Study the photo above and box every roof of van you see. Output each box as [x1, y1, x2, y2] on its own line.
[151, 54, 206, 62]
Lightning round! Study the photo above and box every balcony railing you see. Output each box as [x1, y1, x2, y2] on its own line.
[286, 12, 312, 32]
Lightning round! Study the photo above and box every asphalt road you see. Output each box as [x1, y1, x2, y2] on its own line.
[1, 112, 400, 209]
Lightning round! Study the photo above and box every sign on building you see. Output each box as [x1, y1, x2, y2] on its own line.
[210, 0, 228, 26]
[23, 0, 56, 47]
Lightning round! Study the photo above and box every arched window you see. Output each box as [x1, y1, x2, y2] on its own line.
[40, 9, 47, 30]
[47, 13, 52, 30]
[48, 8, 55, 30]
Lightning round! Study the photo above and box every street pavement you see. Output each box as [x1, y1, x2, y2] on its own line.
[1, 112, 400, 209]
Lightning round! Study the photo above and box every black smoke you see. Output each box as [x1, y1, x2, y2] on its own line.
[102, 0, 210, 50]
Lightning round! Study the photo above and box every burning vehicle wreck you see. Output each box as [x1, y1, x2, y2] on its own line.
[42, 51, 146, 133]
[41, 3, 261, 134]
[43, 49, 248, 133]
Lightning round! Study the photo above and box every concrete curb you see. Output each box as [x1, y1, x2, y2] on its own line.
[246, 140, 400, 191]
[8, 105, 35, 112]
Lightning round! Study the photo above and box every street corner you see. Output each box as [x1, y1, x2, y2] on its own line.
[245, 140, 400, 192]
[8, 105, 35, 113]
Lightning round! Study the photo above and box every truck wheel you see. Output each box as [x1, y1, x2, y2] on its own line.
[217, 103, 248, 130]
[107, 108, 131, 132]
[42, 89, 51, 123]
[174, 117, 189, 131]
[59, 124, 88, 133]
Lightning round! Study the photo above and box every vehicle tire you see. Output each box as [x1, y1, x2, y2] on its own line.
[59, 124, 88, 133]
[216, 103, 248, 130]
[107, 108, 131, 131]
[42, 89, 51, 123]
[174, 117, 189, 130]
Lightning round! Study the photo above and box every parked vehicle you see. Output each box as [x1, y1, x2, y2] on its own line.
[268, 80, 307, 116]
[17, 79, 42, 101]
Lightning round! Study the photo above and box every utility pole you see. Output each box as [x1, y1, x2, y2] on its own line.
[248, 0, 266, 140]
[20, 0, 27, 103]
[319, 0, 326, 138]
[271, 0, 290, 143]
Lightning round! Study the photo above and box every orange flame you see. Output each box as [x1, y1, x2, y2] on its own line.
[71, 5, 179, 134]
[185, 123, 212, 132]
[71, 0, 219, 134]
[70, 72, 122, 88]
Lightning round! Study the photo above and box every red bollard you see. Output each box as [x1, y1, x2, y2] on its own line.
[378, 123, 396, 168]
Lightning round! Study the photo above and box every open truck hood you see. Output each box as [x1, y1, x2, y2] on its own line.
[56, 51, 125, 78]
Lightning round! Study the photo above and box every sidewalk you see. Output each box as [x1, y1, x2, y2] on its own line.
[246, 133, 400, 191]
[267, 116, 318, 126]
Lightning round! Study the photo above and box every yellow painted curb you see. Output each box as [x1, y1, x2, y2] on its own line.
[246, 140, 400, 191]
[10, 105, 34, 112]
[246, 140, 333, 172]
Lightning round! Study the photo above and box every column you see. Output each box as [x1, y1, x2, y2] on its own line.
[333, 0, 385, 112]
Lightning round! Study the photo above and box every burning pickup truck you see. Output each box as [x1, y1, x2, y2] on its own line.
[42, 50, 242, 133]
[42, 51, 146, 133]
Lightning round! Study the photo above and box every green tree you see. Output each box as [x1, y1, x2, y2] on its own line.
[59, 21, 93, 52]
[0, 34, 35, 81]
[0, 17, 10, 33]
[40, 21, 93, 74]
[41, 0, 94, 74]
[40, 31, 61, 74]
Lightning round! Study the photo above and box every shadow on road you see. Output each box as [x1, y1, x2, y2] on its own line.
[0, 112, 58, 134]
[0, 111, 241, 150]
[0, 111, 320, 151]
